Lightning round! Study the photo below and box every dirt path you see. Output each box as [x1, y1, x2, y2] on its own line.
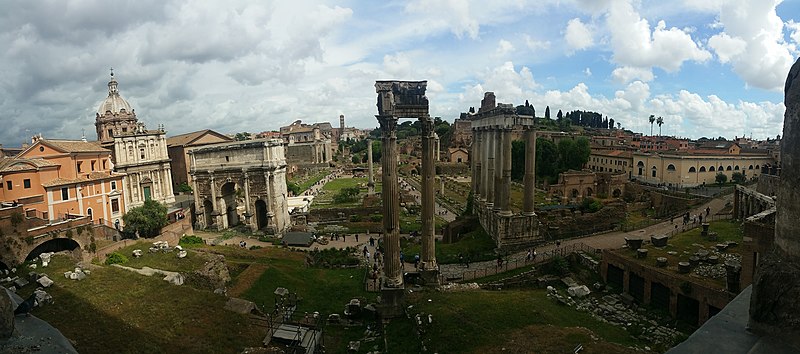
[228, 263, 269, 297]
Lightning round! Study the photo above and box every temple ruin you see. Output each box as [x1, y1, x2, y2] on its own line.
[471, 92, 541, 249]
[374, 81, 438, 316]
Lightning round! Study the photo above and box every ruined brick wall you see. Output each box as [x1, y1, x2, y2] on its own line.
[756, 174, 779, 196]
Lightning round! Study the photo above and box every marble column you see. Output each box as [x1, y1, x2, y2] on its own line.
[473, 130, 482, 200]
[367, 138, 375, 195]
[378, 115, 403, 288]
[499, 128, 512, 216]
[523, 127, 536, 216]
[485, 129, 495, 208]
[209, 174, 218, 228]
[421, 116, 437, 271]
[493, 128, 503, 211]
[243, 169, 252, 225]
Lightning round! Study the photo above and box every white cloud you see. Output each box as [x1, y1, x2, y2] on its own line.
[584, 68, 592, 76]
[606, 1, 711, 71]
[564, 18, 593, 51]
[707, 0, 795, 91]
[496, 39, 515, 56]
[405, 0, 480, 39]
[523, 34, 550, 50]
[708, 32, 747, 63]
[611, 66, 655, 84]
[383, 52, 412, 78]
[788, 20, 800, 44]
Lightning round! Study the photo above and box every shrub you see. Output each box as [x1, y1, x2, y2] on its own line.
[579, 197, 603, 213]
[105, 252, 128, 265]
[715, 172, 728, 185]
[349, 214, 362, 222]
[179, 182, 193, 193]
[370, 214, 383, 222]
[180, 235, 205, 245]
[10, 212, 24, 227]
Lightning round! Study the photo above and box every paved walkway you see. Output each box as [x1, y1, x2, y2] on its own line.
[400, 177, 457, 222]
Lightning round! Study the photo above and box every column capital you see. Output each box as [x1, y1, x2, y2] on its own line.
[376, 115, 398, 138]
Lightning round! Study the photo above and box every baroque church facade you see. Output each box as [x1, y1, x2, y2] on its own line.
[95, 72, 175, 210]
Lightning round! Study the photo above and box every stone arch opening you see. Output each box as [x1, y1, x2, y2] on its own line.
[0, 260, 8, 270]
[585, 187, 593, 197]
[726, 165, 733, 171]
[221, 182, 239, 227]
[667, 164, 676, 171]
[87, 208, 93, 220]
[689, 166, 696, 173]
[637, 161, 644, 176]
[749, 165, 754, 170]
[203, 199, 214, 228]
[651, 166, 657, 177]
[571, 189, 579, 199]
[735, 165, 740, 170]
[255, 199, 268, 230]
[26, 238, 81, 262]
[700, 166, 706, 172]
[709, 166, 716, 172]
[612, 188, 622, 198]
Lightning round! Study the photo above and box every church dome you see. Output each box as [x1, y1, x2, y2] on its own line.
[97, 72, 133, 116]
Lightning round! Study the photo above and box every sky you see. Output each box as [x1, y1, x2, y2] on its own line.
[0, 0, 798, 147]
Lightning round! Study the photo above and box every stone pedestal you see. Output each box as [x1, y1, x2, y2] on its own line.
[378, 286, 405, 319]
[419, 269, 440, 286]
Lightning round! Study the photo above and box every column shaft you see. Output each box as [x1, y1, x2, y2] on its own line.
[485, 129, 495, 207]
[209, 175, 218, 227]
[493, 129, 503, 211]
[367, 139, 375, 195]
[500, 128, 512, 215]
[421, 117, 437, 270]
[523, 128, 536, 215]
[473, 130, 482, 199]
[378, 115, 403, 288]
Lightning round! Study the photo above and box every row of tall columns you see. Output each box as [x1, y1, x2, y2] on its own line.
[472, 127, 536, 216]
[420, 116, 437, 271]
[377, 115, 403, 288]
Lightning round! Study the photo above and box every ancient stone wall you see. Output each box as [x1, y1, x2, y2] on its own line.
[756, 174, 779, 196]
[307, 206, 381, 222]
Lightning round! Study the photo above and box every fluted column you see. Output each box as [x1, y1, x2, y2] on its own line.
[378, 115, 403, 288]
[421, 116, 437, 270]
[209, 174, 218, 227]
[473, 130, 482, 200]
[523, 127, 536, 216]
[367, 138, 375, 195]
[499, 128, 512, 215]
[493, 129, 503, 211]
[485, 129, 495, 208]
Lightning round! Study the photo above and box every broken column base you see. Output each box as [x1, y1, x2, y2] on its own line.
[377, 286, 405, 319]
[749, 248, 800, 351]
[419, 269, 440, 286]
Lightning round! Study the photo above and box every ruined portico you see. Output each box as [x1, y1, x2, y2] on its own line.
[375, 80, 439, 316]
[471, 93, 541, 249]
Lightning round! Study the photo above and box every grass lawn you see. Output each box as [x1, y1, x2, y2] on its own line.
[291, 170, 331, 193]
[312, 177, 382, 209]
[386, 289, 645, 354]
[402, 227, 497, 264]
[111, 241, 209, 273]
[23, 254, 261, 354]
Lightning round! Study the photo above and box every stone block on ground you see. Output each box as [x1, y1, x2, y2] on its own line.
[37, 275, 54, 288]
[568, 285, 591, 298]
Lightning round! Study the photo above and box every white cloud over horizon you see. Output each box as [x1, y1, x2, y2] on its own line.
[0, 0, 796, 147]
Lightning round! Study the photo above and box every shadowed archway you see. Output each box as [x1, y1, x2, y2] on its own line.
[26, 238, 81, 262]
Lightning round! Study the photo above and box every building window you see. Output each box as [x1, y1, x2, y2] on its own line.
[734, 165, 740, 170]
[651, 166, 657, 177]
[111, 181, 117, 190]
[91, 161, 96, 171]
[225, 156, 230, 162]
[726, 165, 732, 171]
[667, 164, 676, 171]
[103, 159, 107, 169]
[689, 166, 696, 173]
[61, 187, 69, 200]
[23, 179, 31, 188]
[709, 166, 716, 172]
[699, 166, 706, 172]
[77, 161, 82, 173]
[6, 181, 11, 190]
[111, 198, 120, 214]
[108, 129, 113, 137]
[122, 128, 127, 133]
[140, 148, 145, 159]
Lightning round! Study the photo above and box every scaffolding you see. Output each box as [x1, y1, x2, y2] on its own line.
[262, 287, 324, 354]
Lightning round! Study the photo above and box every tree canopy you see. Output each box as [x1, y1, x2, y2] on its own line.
[511, 137, 590, 184]
[122, 200, 168, 238]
